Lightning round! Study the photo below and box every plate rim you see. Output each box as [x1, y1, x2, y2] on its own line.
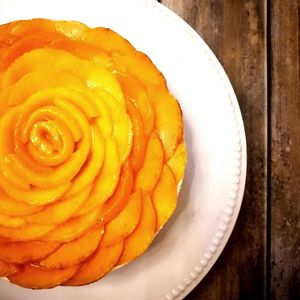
[145, 1, 247, 299]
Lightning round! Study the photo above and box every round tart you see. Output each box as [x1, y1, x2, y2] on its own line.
[0, 19, 187, 288]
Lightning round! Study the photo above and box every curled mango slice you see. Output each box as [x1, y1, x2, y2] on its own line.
[0, 18, 186, 288]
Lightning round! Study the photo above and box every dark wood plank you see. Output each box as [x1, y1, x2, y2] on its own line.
[160, 1, 267, 299]
[270, 1, 300, 299]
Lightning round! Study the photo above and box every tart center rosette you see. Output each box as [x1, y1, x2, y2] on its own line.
[0, 19, 187, 288]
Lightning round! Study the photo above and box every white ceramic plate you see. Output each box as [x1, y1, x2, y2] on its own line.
[0, 0, 247, 299]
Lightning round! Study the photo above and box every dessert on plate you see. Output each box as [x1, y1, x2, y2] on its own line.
[0, 19, 187, 288]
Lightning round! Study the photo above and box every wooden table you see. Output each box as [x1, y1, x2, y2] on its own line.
[158, 1, 300, 299]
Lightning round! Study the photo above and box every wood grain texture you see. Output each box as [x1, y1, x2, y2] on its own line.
[270, 1, 300, 299]
[160, 1, 267, 299]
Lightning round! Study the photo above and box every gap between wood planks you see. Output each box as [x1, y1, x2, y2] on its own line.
[266, 1, 271, 299]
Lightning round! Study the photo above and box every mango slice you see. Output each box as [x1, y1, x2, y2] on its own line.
[112, 51, 166, 87]
[125, 98, 146, 173]
[167, 142, 187, 184]
[134, 132, 164, 193]
[8, 264, 80, 289]
[0, 241, 60, 264]
[76, 139, 120, 215]
[117, 73, 155, 138]
[40, 225, 103, 269]
[82, 27, 135, 54]
[147, 86, 184, 161]
[0, 31, 65, 71]
[152, 165, 178, 230]
[117, 194, 156, 266]
[65, 240, 124, 286]
[41, 209, 102, 243]
[0, 222, 55, 241]
[0, 190, 42, 216]
[0, 213, 25, 228]
[24, 186, 91, 224]
[101, 190, 142, 247]
[101, 159, 134, 223]
[0, 260, 19, 277]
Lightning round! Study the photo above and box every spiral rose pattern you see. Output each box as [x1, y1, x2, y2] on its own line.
[0, 19, 186, 288]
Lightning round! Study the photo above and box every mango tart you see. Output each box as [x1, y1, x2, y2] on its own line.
[0, 19, 187, 289]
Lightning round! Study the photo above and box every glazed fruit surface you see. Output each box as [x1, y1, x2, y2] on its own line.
[0, 19, 186, 288]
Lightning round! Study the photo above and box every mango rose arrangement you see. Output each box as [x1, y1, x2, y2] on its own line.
[0, 19, 187, 289]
